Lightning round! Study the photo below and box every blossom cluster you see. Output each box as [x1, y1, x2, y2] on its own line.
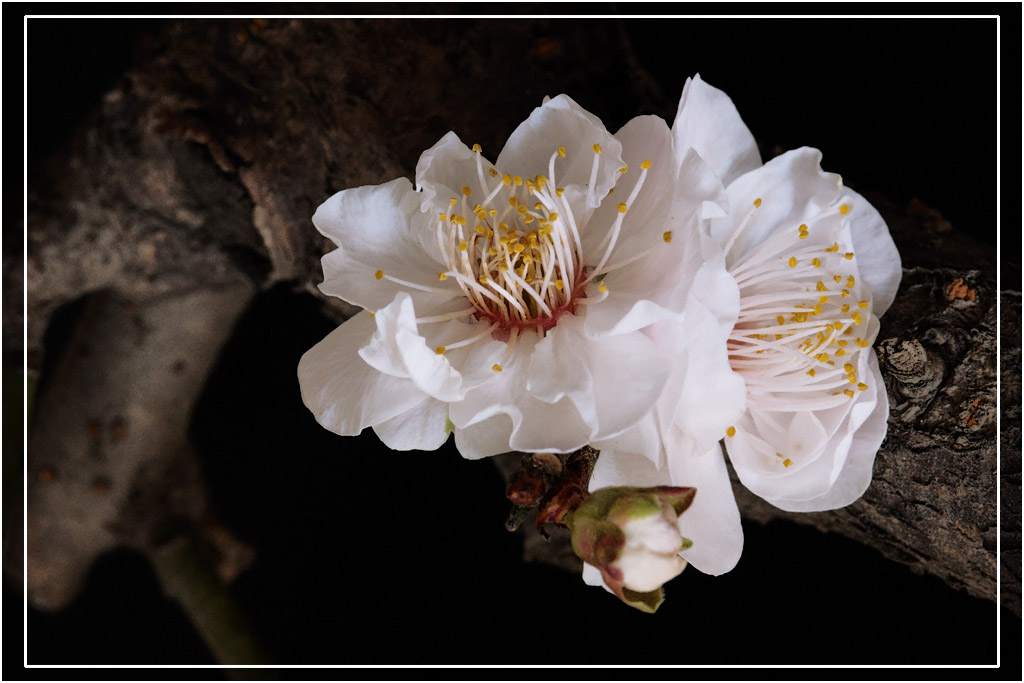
[298, 75, 901, 604]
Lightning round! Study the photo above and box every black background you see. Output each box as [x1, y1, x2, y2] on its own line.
[12, 5, 1019, 677]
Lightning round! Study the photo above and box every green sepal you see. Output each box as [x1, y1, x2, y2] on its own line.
[620, 586, 665, 614]
[443, 417, 455, 435]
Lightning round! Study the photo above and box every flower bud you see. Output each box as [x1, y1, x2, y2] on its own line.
[568, 486, 695, 612]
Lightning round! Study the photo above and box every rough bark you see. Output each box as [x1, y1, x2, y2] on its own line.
[15, 18, 1014, 619]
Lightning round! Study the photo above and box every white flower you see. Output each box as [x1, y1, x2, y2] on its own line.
[587, 75, 902, 590]
[299, 94, 731, 459]
[614, 500, 689, 593]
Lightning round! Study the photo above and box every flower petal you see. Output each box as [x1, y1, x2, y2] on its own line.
[314, 178, 459, 311]
[583, 150, 729, 338]
[711, 147, 841, 264]
[415, 131, 492, 212]
[587, 328, 670, 440]
[452, 414, 514, 460]
[665, 432, 744, 576]
[770, 351, 888, 511]
[496, 94, 623, 214]
[372, 397, 451, 451]
[672, 74, 761, 187]
[589, 448, 665, 490]
[298, 312, 427, 436]
[844, 188, 902, 316]
[358, 292, 470, 402]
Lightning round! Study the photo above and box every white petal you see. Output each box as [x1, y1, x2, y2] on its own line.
[449, 331, 592, 454]
[583, 149, 725, 338]
[666, 434, 744, 576]
[844, 188, 902, 316]
[372, 397, 451, 451]
[582, 562, 613, 592]
[452, 414, 515, 460]
[586, 328, 670, 440]
[526, 316, 594, 415]
[298, 312, 427, 436]
[358, 292, 467, 402]
[496, 94, 623, 214]
[672, 74, 761, 187]
[414, 131, 485, 212]
[589, 448, 666, 491]
[314, 178, 459, 312]
[770, 351, 888, 511]
[711, 147, 841, 263]
[591, 412, 665, 471]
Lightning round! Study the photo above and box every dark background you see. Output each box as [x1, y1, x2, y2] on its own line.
[12, 7, 1019, 676]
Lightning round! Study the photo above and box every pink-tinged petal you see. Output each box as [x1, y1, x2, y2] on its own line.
[672, 74, 761, 187]
[298, 312, 427, 436]
[314, 178, 459, 311]
[844, 188, 902, 316]
[771, 351, 888, 512]
[665, 432, 743, 576]
[372, 397, 451, 452]
[711, 147, 841, 265]
[496, 94, 623, 213]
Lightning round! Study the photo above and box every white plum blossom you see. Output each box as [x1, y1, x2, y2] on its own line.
[587, 75, 901, 591]
[299, 94, 734, 460]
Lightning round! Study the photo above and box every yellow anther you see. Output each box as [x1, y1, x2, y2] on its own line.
[449, 197, 458, 207]
[857, 383, 869, 391]
[525, 179, 536, 190]
[777, 315, 786, 325]
[776, 452, 784, 458]
[858, 300, 869, 309]
[837, 339, 848, 347]
[847, 275, 856, 288]
[512, 243, 525, 253]
[522, 254, 533, 264]
[841, 289, 850, 298]
[783, 458, 793, 468]
[489, 209, 497, 218]
[788, 257, 798, 268]
[799, 223, 809, 233]
[598, 281, 608, 293]
[524, 214, 534, 224]
[606, 187, 615, 196]
[640, 159, 652, 169]
[833, 321, 844, 330]
[458, 241, 468, 251]
[548, 212, 560, 221]
[793, 312, 808, 323]
[841, 303, 850, 313]
[368, 312, 375, 318]
[491, 364, 503, 372]
[462, 185, 472, 196]
[617, 203, 628, 214]
[502, 174, 512, 186]
[753, 198, 762, 207]
[489, 168, 498, 177]
[555, 280, 564, 291]
[815, 281, 826, 292]
[834, 275, 843, 283]
[439, 213, 448, 221]
[619, 165, 628, 174]
[435, 346, 446, 355]
[555, 188, 565, 197]
[663, 231, 673, 243]
[839, 204, 851, 215]
[826, 242, 839, 252]
[557, 146, 566, 158]
[726, 426, 737, 438]
[812, 258, 822, 268]
[513, 175, 523, 186]
[852, 312, 863, 325]
[815, 353, 829, 362]
[806, 369, 816, 377]
[835, 349, 846, 357]
[438, 271, 448, 281]
[592, 143, 602, 154]
[827, 360, 836, 366]
[517, 205, 528, 215]
[813, 304, 823, 315]
[843, 389, 855, 398]
[475, 225, 486, 235]
[856, 338, 870, 348]
[844, 252, 855, 260]
[533, 202, 543, 211]
[374, 270, 385, 280]
[819, 295, 829, 304]
[479, 275, 489, 284]
[843, 363, 855, 374]
[499, 222, 509, 231]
